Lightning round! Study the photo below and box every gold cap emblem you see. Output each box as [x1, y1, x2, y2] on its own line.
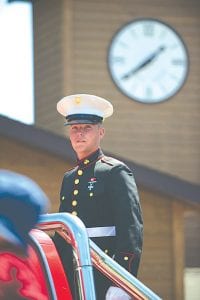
[75, 96, 81, 104]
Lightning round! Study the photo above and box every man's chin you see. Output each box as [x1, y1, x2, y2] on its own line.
[73, 144, 87, 152]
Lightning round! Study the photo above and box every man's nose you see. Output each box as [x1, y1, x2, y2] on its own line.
[77, 128, 84, 135]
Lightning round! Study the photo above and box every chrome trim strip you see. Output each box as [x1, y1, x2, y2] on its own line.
[87, 226, 116, 237]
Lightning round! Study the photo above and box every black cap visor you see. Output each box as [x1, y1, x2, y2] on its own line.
[64, 114, 103, 126]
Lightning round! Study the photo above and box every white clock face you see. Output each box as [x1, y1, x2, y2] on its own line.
[108, 19, 189, 103]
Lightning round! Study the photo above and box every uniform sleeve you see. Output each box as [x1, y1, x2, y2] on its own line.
[109, 164, 143, 277]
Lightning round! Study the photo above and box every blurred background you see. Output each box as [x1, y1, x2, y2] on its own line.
[0, 0, 200, 299]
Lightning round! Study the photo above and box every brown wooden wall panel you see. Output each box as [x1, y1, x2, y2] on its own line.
[139, 190, 175, 299]
[0, 136, 72, 212]
[184, 211, 200, 267]
[33, 0, 65, 133]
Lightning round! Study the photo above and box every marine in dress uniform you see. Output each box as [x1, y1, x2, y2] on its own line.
[54, 94, 143, 299]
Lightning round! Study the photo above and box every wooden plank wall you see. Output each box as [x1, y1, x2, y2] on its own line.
[0, 136, 73, 212]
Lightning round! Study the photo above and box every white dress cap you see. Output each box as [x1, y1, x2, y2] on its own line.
[57, 94, 113, 125]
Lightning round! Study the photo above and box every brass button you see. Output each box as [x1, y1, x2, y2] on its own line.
[72, 211, 77, 216]
[84, 159, 90, 165]
[73, 190, 79, 195]
[61, 196, 65, 201]
[104, 249, 108, 254]
[72, 200, 77, 206]
[74, 179, 80, 184]
[78, 170, 83, 176]
[124, 256, 129, 261]
[89, 192, 93, 197]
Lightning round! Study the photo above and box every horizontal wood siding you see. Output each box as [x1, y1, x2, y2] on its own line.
[0, 136, 73, 212]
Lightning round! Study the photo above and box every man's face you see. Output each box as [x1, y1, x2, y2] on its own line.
[68, 123, 105, 159]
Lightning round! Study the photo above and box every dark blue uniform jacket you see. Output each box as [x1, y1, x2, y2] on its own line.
[54, 148, 143, 299]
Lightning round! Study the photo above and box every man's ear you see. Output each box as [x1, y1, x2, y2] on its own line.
[99, 126, 105, 139]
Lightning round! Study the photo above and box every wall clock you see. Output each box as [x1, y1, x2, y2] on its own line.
[107, 18, 189, 103]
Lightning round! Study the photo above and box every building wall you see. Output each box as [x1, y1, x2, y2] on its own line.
[33, 0, 200, 185]
[33, 0, 65, 133]
[139, 189, 175, 299]
[184, 211, 200, 267]
[1, 134, 195, 300]
[0, 136, 73, 212]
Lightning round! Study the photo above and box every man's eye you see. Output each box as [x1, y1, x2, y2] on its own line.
[71, 127, 78, 132]
[85, 126, 92, 131]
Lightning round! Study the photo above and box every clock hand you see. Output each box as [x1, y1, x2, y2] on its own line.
[122, 45, 165, 80]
